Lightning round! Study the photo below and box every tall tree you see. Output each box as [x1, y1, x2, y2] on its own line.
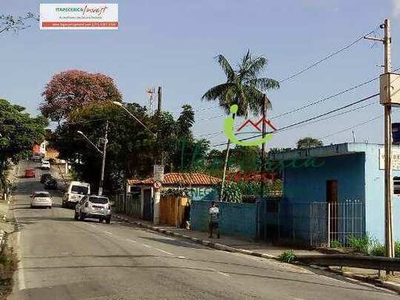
[296, 137, 323, 149]
[202, 50, 279, 199]
[0, 99, 48, 194]
[40, 70, 123, 122]
[50, 103, 203, 193]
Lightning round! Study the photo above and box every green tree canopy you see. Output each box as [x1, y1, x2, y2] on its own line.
[0, 99, 48, 162]
[296, 137, 323, 149]
[50, 102, 206, 193]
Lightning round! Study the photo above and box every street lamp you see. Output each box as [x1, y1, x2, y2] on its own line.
[112, 101, 162, 225]
[77, 122, 109, 196]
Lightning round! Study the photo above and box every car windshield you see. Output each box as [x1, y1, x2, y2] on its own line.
[71, 186, 88, 195]
[35, 192, 49, 197]
[89, 197, 108, 204]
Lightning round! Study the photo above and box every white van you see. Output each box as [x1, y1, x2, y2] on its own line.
[62, 181, 90, 208]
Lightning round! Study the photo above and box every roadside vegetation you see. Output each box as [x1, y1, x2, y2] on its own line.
[0, 235, 17, 299]
[330, 234, 400, 257]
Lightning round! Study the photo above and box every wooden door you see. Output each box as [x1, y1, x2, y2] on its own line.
[326, 180, 338, 242]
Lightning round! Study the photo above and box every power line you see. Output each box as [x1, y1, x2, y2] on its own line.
[278, 26, 380, 84]
[271, 76, 377, 120]
[210, 100, 377, 146]
[284, 101, 377, 130]
[271, 66, 400, 120]
[211, 93, 379, 147]
[198, 93, 377, 139]
[320, 115, 382, 140]
[197, 114, 225, 122]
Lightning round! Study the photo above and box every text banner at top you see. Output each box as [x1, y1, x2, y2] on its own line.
[40, 3, 118, 30]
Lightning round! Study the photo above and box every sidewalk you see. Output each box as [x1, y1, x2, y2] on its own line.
[112, 211, 400, 294]
[111, 212, 321, 258]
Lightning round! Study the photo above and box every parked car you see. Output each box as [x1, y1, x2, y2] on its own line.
[25, 169, 35, 178]
[30, 191, 52, 208]
[74, 195, 111, 223]
[31, 154, 42, 162]
[62, 181, 90, 208]
[44, 179, 57, 190]
[41, 161, 51, 170]
[40, 173, 52, 184]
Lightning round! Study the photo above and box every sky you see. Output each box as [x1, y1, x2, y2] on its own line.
[1, 0, 400, 150]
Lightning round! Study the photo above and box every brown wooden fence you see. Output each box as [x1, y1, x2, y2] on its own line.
[160, 196, 188, 227]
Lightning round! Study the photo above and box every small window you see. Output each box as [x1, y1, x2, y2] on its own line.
[71, 186, 89, 195]
[89, 197, 109, 204]
[35, 192, 50, 198]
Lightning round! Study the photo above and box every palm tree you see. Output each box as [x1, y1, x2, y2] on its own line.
[202, 50, 279, 200]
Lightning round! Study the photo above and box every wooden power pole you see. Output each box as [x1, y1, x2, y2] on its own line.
[365, 19, 394, 259]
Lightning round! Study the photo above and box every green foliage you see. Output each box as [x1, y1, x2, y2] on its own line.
[370, 242, 385, 257]
[296, 137, 323, 149]
[202, 50, 279, 116]
[220, 182, 242, 203]
[330, 240, 342, 248]
[347, 234, 371, 254]
[278, 250, 297, 263]
[395, 241, 400, 258]
[0, 98, 48, 192]
[50, 102, 205, 194]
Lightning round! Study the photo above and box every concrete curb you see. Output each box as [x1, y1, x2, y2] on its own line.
[111, 213, 400, 294]
[328, 268, 400, 294]
[111, 213, 278, 260]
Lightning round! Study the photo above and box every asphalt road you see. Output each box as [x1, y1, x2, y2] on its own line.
[7, 161, 399, 300]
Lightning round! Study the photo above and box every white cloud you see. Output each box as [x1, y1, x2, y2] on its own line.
[393, 0, 400, 18]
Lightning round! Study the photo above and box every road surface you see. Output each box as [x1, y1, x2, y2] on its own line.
[8, 161, 399, 300]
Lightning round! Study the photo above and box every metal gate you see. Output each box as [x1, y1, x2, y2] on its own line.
[309, 200, 365, 247]
[276, 200, 364, 247]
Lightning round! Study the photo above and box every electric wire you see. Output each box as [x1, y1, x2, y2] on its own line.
[211, 93, 379, 147]
[278, 26, 380, 84]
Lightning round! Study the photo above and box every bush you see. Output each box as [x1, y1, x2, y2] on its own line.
[278, 250, 297, 263]
[395, 241, 400, 258]
[370, 242, 385, 257]
[330, 240, 342, 248]
[347, 234, 371, 255]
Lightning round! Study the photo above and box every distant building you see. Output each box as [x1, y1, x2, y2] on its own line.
[32, 140, 48, 156]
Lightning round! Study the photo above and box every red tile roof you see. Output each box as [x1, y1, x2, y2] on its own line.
[128, 172, 221, 186]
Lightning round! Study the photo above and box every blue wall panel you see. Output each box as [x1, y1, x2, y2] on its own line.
[191, 201, 257, 239]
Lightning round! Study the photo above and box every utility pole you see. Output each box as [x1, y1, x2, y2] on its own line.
[98, 121, 109, 196]
[260, 94, 267, 199]
[154, 86, 163, 225]
[365, 19, 394, 259]
[157, 86, 162, 115]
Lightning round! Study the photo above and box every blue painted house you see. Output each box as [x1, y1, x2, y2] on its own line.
[268, 143, 400, 246]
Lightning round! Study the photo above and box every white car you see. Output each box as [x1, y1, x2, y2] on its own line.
[41, 161, 51, 170]
[30, 191, 52, 208]
[74, 195, 111, 223]
[62, 181, 90, 208]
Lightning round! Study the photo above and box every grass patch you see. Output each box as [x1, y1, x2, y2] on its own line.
[278, 250, 297, 263]
[330, 240, 342, 248]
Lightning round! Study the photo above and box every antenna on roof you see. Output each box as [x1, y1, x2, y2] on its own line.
[146, 87, 156, 116]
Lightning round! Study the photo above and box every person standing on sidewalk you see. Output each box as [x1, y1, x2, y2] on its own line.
[209, 201, 220, 239]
